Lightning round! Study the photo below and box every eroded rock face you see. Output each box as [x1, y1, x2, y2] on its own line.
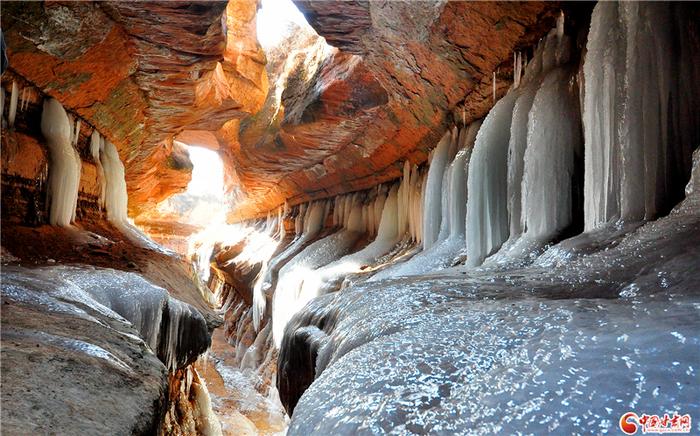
[1, 0, 267, 218]
[226, 1, 575, 219]
[1, 266, 170, 435]
[2, 0, 585, 224]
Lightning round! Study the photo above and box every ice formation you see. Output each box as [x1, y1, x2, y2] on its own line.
[583, 2, 700, 231]
[100, 140, 128, 223]
[2, 265, 210, 371]
[41, 98, 82, 227]
[98, 135, 172, 253]
[274, 6, 700, 433]
[73, 119, 81, 146]
[279, 142, 700, 433]
[252, 200, 327, 330]
[296, 185, 399, 304]
[464, 92, 516, 266]
[8, 81, 18, 127]
[90, 130, 106, 206]
[521, 66, 580, 241]
[421, 131, 452, 249]
[271, 201, 366, 346]
[371, 122, 480, 280]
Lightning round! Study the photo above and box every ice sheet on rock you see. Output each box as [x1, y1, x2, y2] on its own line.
[280, 171, 700, 434]
[1, 265, 210, 370]
[1, 270, 168, 435]
[272, 203, 366, 346]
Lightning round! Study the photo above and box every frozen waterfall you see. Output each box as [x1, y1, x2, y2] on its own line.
[583, 2, 700, 231]
[41, 98, 82, 227]
[421, 131, 452, 249]
[271, 201, 366, 346]
[464, 92, 516, 267]
[297, 185, 400, 301]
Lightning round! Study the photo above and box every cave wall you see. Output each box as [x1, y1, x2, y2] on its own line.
[226, 1, 596, 220]
[1, 0, 268, 221]
[2, 0, 592, 224]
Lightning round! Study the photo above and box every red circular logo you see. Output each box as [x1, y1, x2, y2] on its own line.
[620, 412, 639, 435]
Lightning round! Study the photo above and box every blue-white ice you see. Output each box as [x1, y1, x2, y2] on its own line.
[282, 150, 700, 434]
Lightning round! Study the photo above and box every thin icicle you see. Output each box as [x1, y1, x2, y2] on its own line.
[73, 119, 81, 146]
[492, 72, 497, 103]
[8, 81, 18, 128]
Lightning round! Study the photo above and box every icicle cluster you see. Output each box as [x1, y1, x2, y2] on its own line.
[583, 2, 700, 230]
[219, 3, 700, 358]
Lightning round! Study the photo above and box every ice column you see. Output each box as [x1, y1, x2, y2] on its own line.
[422, 131, 452, 249]
[41, 98, 82, 227]
[465, 93, 517, 267]
[583, 2, 700, 230]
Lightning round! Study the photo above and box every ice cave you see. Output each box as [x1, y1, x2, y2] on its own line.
[1, 1, 699, 435]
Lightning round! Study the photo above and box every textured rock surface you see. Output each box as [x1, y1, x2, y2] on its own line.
[1, 266, 169, 435]
[2, 0, 579, 222]
[1, 0, 267, 218]
[227, 1, 578, 219]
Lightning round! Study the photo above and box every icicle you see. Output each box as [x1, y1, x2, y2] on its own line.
[73, 119, 81, 146]
[582, 2, 698, 230]
[90, 131, 106, 208]
[41, 98, 81, 227]
[422, 131, 452, 249]
[8, 81, 18, 128]
[19, 87, 27, 112]
[521, 67, 581, 240]
[465, 93, 517, 267]
[100, 140, 128, 223]
[556, 11, 565, 39]
[492, 72, 497, 103]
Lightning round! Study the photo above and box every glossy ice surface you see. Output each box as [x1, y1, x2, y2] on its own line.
[282, 150, 700, 434]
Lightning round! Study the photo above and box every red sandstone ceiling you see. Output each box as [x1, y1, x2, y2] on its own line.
[2, 0, 577, 222]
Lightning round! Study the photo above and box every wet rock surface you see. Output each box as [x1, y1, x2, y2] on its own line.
[1, 267, 169, 435]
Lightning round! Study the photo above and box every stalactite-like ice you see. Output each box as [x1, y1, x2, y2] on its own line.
[583, 2, 700, 231]
[297, 185, 399, 302]
[422, 131, 452, 249]
[372, 123, 480, 280]
[252, 201, 327, 330]
[100, 140, 128, 223]
[521, 66, 580, 241]
[506, 66, 540, 238]
[484, 14, 583, 266]
[90, 131, 106, 209]
[271, 202, 366, 346]
[41, 98, 81, 227]
[464, 93, 517, 267]
[73, 119, 81, 146]
[8, 81, 18, 127]
[97, 136, 173, 254]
